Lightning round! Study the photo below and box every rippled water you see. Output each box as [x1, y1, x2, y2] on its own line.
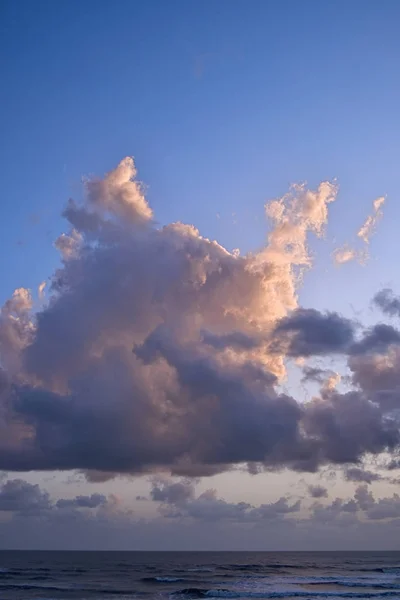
[1, 551, 400, 600]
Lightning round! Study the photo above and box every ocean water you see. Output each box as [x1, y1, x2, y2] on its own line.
[0, 552, 400, 600]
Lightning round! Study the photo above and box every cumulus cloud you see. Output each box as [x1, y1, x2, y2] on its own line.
[150, 478, 195, 505]
[2, 477, 400, 549]
[0, 479, 51, 514]
[0, 157, 399, 480]
[309, 484, 400, 522]
[149, 478, 300, 522]
[0, 477, 111, 517]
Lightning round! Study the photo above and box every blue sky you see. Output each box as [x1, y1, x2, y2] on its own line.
[2, 0, 400, 549]
[2, 0, 400, 304]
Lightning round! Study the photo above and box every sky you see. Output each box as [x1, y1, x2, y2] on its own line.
[1, 0, 400, 550]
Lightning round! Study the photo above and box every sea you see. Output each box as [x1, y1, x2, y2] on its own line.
[0, 552, 400, 600]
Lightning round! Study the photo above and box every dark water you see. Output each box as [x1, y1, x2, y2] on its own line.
[1, 552, 400, 600]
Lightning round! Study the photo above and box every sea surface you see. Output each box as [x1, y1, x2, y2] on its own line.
[1, 552, 400, 600]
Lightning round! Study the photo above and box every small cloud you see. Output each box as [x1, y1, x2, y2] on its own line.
[308, 484, 328, 498]
[358, 196, 385, 243]
[38, 281, 46, 299]
[333, 245, 358, 265]
[333, 196, 386, 266]
[344, 467, 382, 484]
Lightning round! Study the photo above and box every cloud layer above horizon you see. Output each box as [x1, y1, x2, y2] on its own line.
[3, 472, 400, 550]
[0, 157, 399, 483]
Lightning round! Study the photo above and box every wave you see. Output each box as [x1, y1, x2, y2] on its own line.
[171, 587, 400, 599]
[342, 566, 400, 574]
[0, 583, 134, 595]
[305, 580, 400, 590]
[187, 568, 216, 573]
[382, 567, 400, 573]
[142, 576, 185, 583]
[217, 564, 306, 572]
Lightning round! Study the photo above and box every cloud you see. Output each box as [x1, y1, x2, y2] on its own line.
[38, 281, 46, 299]
[349, 324, 400, 356]
[56, 493, 107, 509]
[0, 157, 399, 480]
[2, 477, 400, 549]
[150, 478, 195, 505]
[272, 309, 355, 357]
[354, 484, 374, 510]
[83, 156, 153, 225]
[0, 479, 51, 514]
[301, 367, 341, 393]
[308, 484, 328, 498]
[348, 344, 400, 411]
[386, 458, 400, 471]
[374, 289, 400, 318]
[333, 196, 385, 265]
[357, 196, 385, 244]
[149, 478, 300, 522]
[0, 477, 113, 519]
[201, 330, 261, 351]
[344, 467, 382, 484]
[333, 245, 360, 265]
[365, 494, 400, 520]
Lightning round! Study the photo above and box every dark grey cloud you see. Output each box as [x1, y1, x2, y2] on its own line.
[344, 467, 382, 484]
[2, 353, 398, 476]
[349, 324, 400, 356]
[310, 485, 386, 524]
[348, 343, 400, 413]
[0, 479, 51, 514]
[387, 458, 400, 470]
[201, 330, 260, 351]
[56, 493, 107, 509]
[374, 289, 400, 318]
[365, 495, 400, 520]
[250, 497, 301, 520]
[82, 471, 119, 483]
[354, 485, 374, 511]
[272, 309, 355, 357]
[0, 478, 112, 516]
[150, 479, 195, 505]
[311, 497, 358, 523]
[308, 484, 328, 498]
[301, 367, 332, 384]
[149, 478, 300, 522]
[301, 391, 399, 468]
